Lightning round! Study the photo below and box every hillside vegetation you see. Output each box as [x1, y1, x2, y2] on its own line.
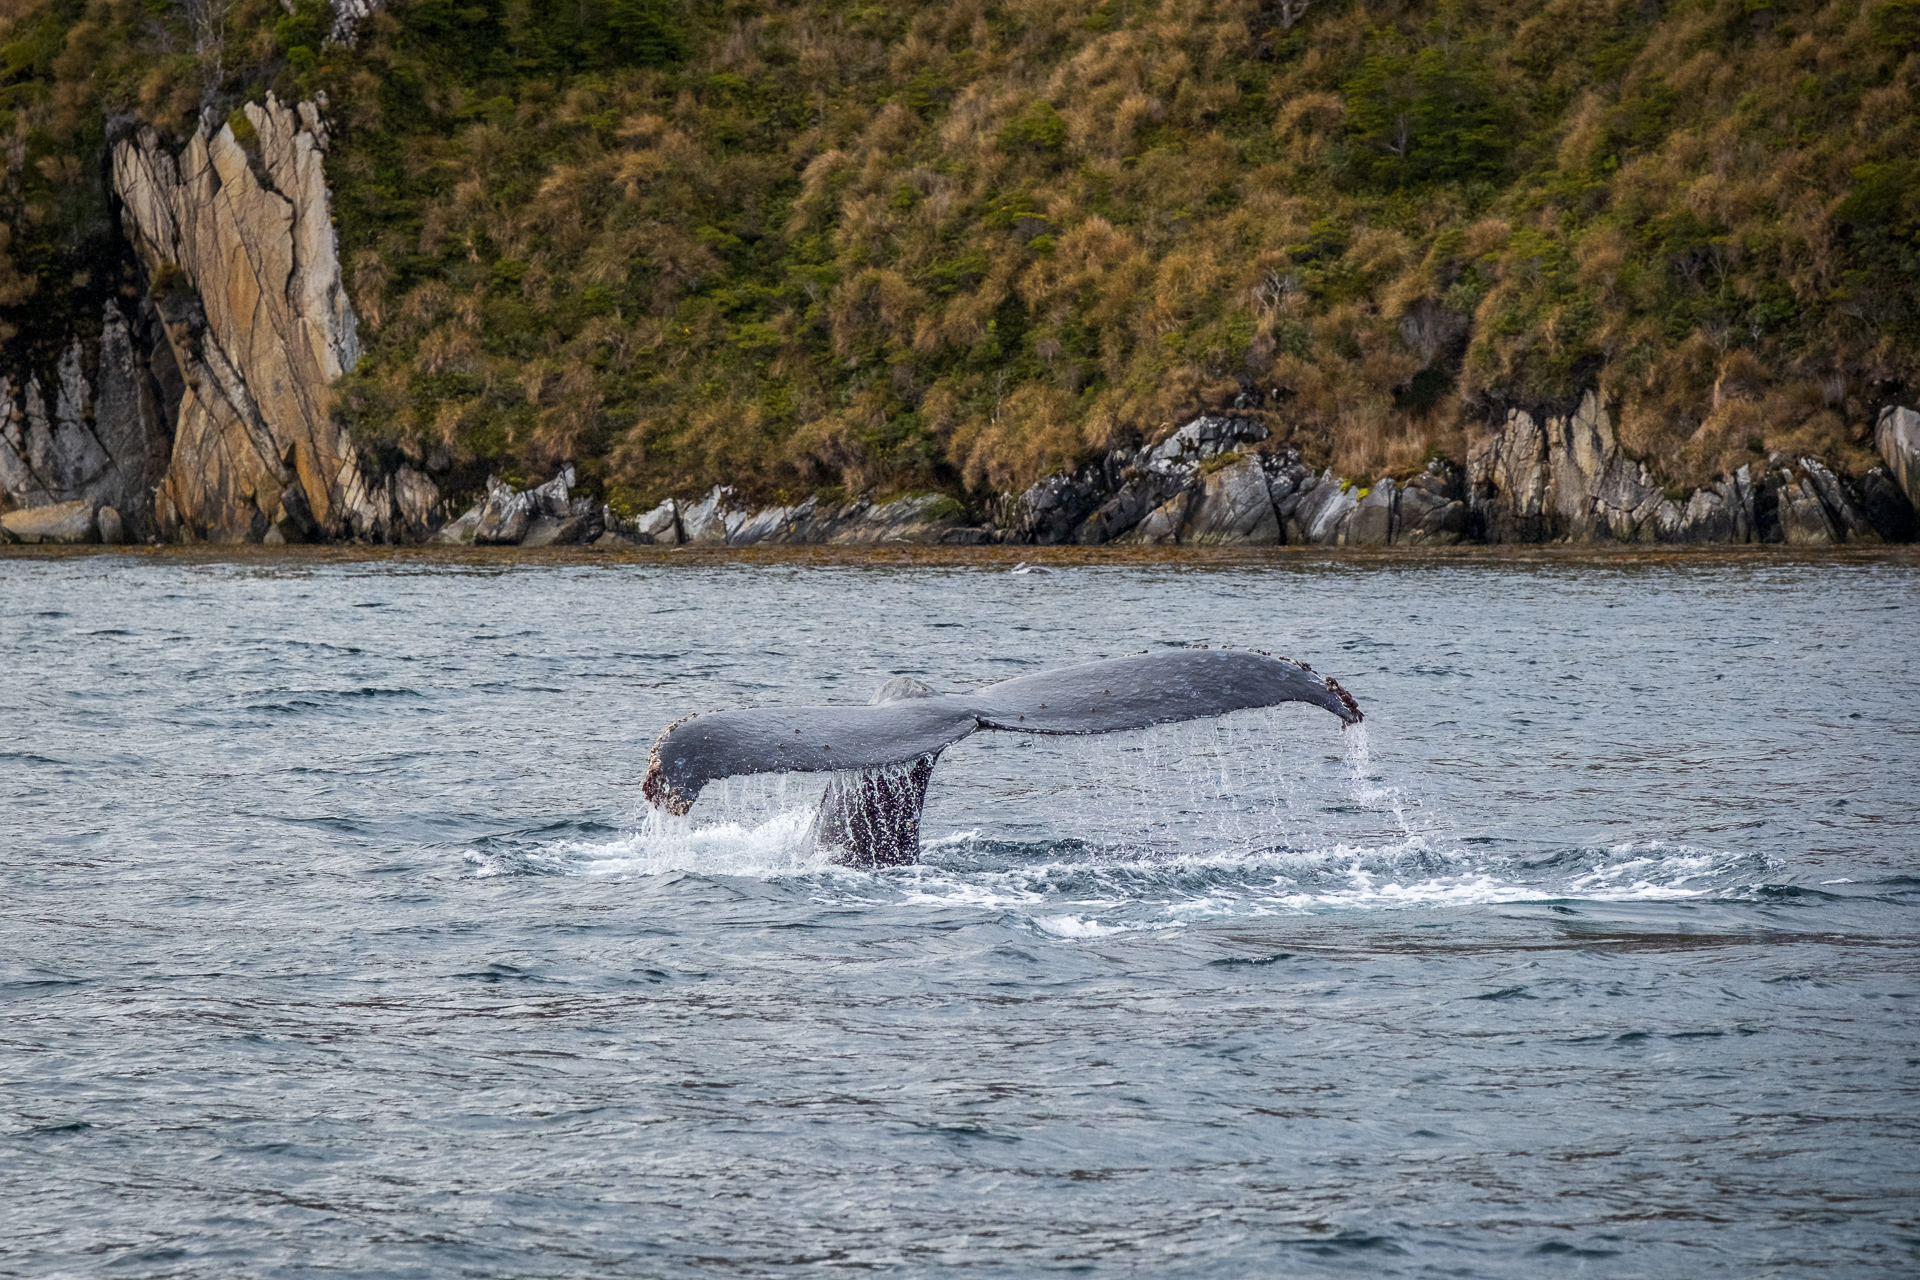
[3, 0, 1918, 513]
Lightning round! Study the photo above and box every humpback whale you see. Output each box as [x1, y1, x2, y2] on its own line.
[642, 648, 1362, 867]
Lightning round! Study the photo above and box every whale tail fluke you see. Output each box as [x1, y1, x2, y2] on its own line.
[642, 648, 1361, 864]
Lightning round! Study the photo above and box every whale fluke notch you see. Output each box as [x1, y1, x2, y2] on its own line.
[641, 648, 1362, 866]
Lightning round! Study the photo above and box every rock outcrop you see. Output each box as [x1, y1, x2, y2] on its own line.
[0, 303, 174, 532]
[440, 466, 603, 546]
[431, 472, 994, 548]
[1464, 391, 1914, 545]
[994, 413, 1476, 548]
[328, 0, 383, 44]
[677, 487, 990, 545]
[987, 398, 1916, 549]
[1181, 458, 1281, 545]
[1878, 405, 1920, 512]
[1468, 391, 1681, 542]
[0, 499, 100, 544]
[112, 94, 388, 542]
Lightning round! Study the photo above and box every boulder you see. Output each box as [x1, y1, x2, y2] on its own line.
[436, 504, 481, 544]
[1183, 457, 1280, 544]
[1777, 474, 1837, 544]
[1345, 480, 1395, 547]
[1799, 458, 1876, 542]
[1284, 472, 1358, 545]
[0, 499, 97, 543]
[1396, 464, 1468, 545]
[1876, 405, 1920, 510]
[473, 477, 533, 544]
[1858, 468, 1917, 542]
[1117, 488, 1195, 545]
[679, 486, 741, 544]
[634, 499, 681, 544]
[391, 466, 441, 542]
[529, 466, 575, 519]
[1677, 489, 1733, 543]
[522, 513, 599, 546]
[1396, 486, 1466, 545]
[97, 506, 126, 545]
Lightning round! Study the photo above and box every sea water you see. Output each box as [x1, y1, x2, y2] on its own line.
[2, 552, 1916, 1276]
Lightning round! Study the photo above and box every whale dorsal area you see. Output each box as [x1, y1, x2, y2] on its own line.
[642, 648, 1361, 816]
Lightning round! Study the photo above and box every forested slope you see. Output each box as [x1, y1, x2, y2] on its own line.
[4, 0, 1917, 515]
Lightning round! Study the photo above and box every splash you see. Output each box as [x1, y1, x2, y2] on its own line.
[467, 711, 1786, 931]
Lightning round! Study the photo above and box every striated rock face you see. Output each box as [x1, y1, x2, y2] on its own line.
[1468, 406, 1549, 542]
[1182, 458, 1280, 545]
[1878, 405, 1920, 512]
[678, 486, 741, 545]
[390, 467, 442, 543]
[1776, 473, 1837, 545]
[0, 302, 174, 532]
[724, 490, 986, 545]
[1463, 392, 1918, 545]
[1282, 471, 1359, 545]
[1470, 391, 1680, 542]
[112, 95, 383, 542]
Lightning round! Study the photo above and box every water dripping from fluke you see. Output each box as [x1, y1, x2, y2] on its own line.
[640, 648, 1364, 868]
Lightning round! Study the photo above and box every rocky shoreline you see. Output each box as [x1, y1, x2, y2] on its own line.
[374, 398, 1916, 552]
[1, 94, 1915, 553]
[6, 402, 1917, 550]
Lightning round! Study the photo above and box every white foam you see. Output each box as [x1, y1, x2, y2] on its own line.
[468, 718, 1783, 933]
[1032, 914, 1184, 938]
[466, 805, 828, 879]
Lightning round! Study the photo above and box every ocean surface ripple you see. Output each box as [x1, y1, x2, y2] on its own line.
[2, 553, 1917, 1276]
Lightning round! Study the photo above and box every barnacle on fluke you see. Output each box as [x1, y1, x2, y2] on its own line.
[640, 647, 1362, 867]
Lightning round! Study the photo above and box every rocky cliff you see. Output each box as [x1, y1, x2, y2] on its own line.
[1, 95, 426, 546]
[112, 94, 401, 543]
[0, 301, 174, 537]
